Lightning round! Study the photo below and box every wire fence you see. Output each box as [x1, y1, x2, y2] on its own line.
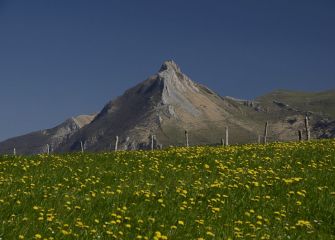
[0, 125, 299, 156]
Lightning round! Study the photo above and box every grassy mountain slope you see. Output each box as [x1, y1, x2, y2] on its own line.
[256, 89, 335, 119]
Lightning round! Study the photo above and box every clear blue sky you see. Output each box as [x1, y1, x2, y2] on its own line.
[0, 0, 334, 141]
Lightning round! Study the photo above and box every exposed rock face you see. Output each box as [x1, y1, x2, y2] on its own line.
[159, 60, 201, 116]
[58, 60, 334, 152]
[1, 60, 334, 154]
[56, 60, 245, 152]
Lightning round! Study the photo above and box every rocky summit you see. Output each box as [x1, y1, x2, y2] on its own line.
[1, 60, 334, 154]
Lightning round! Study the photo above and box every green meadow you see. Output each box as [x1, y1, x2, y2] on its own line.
[0, 140, 334, 239]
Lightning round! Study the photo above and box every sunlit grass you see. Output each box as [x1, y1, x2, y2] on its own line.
[0, 140, 335, 239]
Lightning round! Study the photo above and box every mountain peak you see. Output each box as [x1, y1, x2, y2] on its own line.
[159, 60, 181, 73]
[157, 60, 199, 96]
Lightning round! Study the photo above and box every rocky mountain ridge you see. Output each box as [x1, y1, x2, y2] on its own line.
[0, 60, 334, 154]
[0, 114, 96, 154]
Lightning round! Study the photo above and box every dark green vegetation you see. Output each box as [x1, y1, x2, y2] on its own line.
[0, 140, 335, 239]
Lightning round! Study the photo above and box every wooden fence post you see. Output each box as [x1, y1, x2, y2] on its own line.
[225, 127, 229, 146]
[305, 116, 310, 141]
[80, 141, 84, 153]
[47, 144, 50, 155]
[115, 136, 119, 152]
[298, 130, 302, 141]
[185, 130, 189, 147]
[258, 135, 261, 144]
[264, 121, 268, 144]
[221, 138, 224, 146]
[151, 135, 155, 151]
[13, 148, 16, 156]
